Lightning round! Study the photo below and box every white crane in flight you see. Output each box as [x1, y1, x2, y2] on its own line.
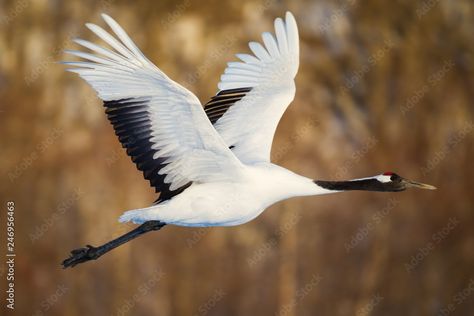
[62, 12, 435, 268]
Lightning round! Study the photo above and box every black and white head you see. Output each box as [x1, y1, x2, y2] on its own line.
[315, 172, 437, 192]
[369, 172, 437, 192]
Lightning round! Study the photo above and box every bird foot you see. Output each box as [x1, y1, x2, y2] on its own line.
[61, 221, 165, 269]
[62, 244, 101, 269]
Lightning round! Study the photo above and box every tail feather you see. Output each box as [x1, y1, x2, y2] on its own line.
[119, 207, 159, 224]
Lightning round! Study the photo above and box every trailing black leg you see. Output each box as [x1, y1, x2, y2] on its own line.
[62, 220, 166, 268]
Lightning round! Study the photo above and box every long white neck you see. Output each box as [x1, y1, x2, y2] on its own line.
[257, 164, 391, 203]
[284, 173, 337, 197]
[252, 165, 338, 206]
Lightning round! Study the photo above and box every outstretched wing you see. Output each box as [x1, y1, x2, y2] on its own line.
[64, 14, 243, 203]
[204, 12, 300, 163]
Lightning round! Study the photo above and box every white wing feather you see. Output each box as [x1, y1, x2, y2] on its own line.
[214, 12, 300, 163]
[64, 14, 244, 194]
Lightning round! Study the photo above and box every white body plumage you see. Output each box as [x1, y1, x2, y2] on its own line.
[119, 164, 333, 226]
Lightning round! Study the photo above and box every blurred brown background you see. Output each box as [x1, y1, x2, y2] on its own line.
[1, 0, 474, 315]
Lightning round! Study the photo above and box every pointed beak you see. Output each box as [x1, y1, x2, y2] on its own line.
[402, 179, 437, 190]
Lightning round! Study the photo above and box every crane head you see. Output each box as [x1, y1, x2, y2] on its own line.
[376, 172, 436, 191]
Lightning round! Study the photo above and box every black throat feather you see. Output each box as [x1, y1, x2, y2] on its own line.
[314, 179, 404, 192]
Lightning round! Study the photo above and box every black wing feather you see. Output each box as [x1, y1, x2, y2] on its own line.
[103, 97, 192, 203]
[103, 89, 252, 203]
[204, 87, 252, 124]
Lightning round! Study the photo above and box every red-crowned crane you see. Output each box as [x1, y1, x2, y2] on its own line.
[62, 12, 435, 268]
